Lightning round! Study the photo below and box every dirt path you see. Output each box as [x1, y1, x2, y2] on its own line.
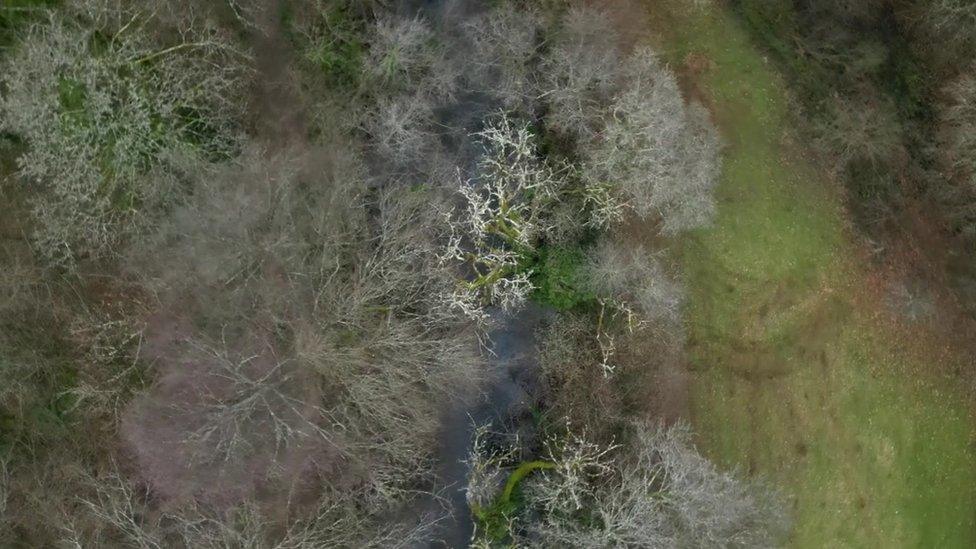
[247, 0, 308, 147]
[640, 1, 976, 546]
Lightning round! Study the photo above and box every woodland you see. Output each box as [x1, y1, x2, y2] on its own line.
[3, 0, 976, 547]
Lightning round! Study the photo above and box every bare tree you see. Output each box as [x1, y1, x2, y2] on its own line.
[0, 3, 248, 267]
[586, 239, 685, 335]
[177, 339, 333, 467]
[123, 144, 482, 517]
[0, 251, 39, 318]
[0, 458, 9, 544]
[464, 7, 542, 110]
[365, 92, 439, 166]
[935, 69, 976, 238]
[583, 47, 720, 234]
[806, 0, 888, 24]
[76, 471, 442, 549]
[355, 15, 460, 172]
[536, 314, 626, 433]
[540, 6, 621, 142]
[907, 0, 976, 70]
[79, 470, 165, 549]
[814, 92, 904, 171]
[468, 422, 790, 548]
[442, 114, 568, 319]
[365, 15, 456, 98]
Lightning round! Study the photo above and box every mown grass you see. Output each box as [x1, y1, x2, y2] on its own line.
[645, 1, 976, 546]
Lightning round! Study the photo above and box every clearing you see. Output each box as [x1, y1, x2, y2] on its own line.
[644, 1, 976, 546]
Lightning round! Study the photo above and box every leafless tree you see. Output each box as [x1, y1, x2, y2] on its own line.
[0, 251, 38, 318]
[76, 473, 443, 548]
[906, 0, 976, 70]
[464, 8, 542, 110]
[365, 92, 439, 166]
[0, 2, 249, 267]
[540, 6, 621, 142]
[935, 70, 976, 238]
[355, 15, 459, 172]
[583, 47, 720, 234]
[815, 92, 904, 171]
[536, 314, 625, 433]
[442, 114, 568, 319]
[806, 0, 888, 23]
[586, 239, 685, 336]
[124, 144, 482, 517]
[464, 425, 516, 513]
[79, 470, 165, 549]
[0, 458, 9, 542]
[365, 15, 456, 98]
[469, 422, 790, 548]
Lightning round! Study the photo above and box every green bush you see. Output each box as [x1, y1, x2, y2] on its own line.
[530, 245, 594, 310]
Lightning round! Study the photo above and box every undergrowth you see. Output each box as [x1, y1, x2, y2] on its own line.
[529, 244, 595, 311]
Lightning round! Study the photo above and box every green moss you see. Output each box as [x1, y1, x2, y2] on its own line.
[473, 460, 556, 545]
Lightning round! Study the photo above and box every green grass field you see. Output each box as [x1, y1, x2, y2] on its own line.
[646, 1, 976, 546]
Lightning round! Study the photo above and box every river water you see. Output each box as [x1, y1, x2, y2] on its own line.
[391, 2, 550, 546]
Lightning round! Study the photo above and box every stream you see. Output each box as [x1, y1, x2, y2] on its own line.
[430, 306, 549, 547]
[391, 1, 550, 546]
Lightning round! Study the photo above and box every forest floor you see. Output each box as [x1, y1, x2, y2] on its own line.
[643, 1, 976, 546]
